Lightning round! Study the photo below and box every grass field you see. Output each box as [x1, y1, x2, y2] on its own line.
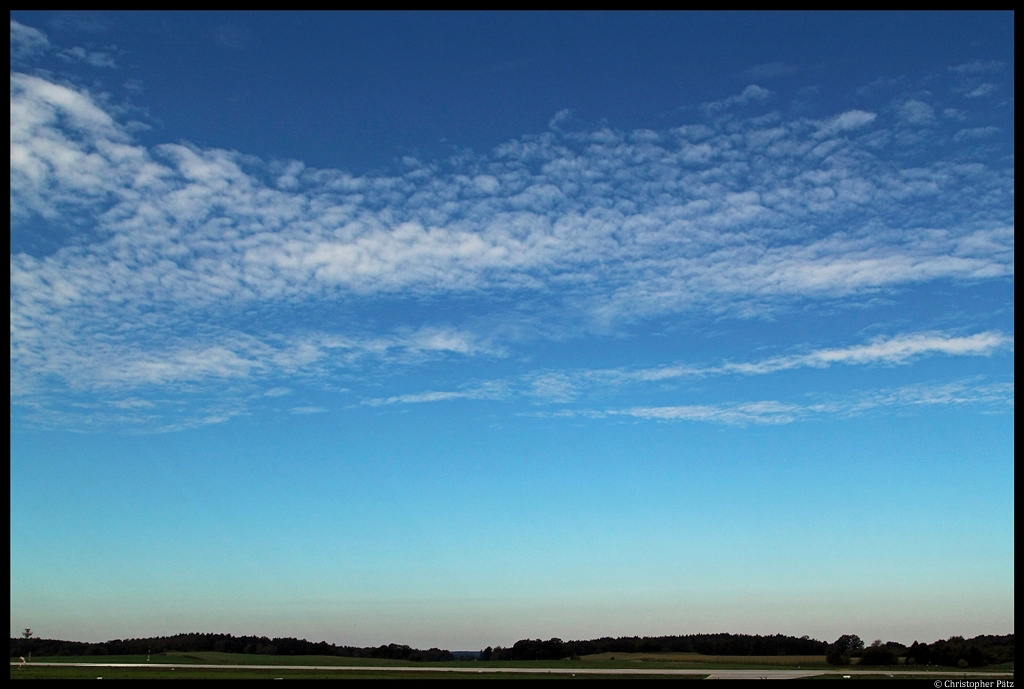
[13, 652, 419, 666]
[10, 666, 706, 680]
[580, 652, 830, 667]
[8, 651, 822, 670]
[9, 652, 1013, 680]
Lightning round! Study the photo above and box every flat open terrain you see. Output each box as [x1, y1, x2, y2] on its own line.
[580, 652, 830, 667]
[10, 652, 1014, 680]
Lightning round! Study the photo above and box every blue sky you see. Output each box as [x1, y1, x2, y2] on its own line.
[10, 12, 1013, 649]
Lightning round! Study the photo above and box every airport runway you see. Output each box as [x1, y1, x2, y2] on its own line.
[9, 662, 1016, 679]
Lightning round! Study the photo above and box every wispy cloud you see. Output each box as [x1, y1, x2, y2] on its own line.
[813, 109, 877, 137]
[551, 380, 1014, 426]
[613, 400, 805, 425]
[964, 83, 998, 98]
[10, 324, 499, 400]
[896, 100, 934, 125]
[362, 391, 473, 406]
[363, 331, 1012, 408]
[10, 20, 116, 67]
[520, 331, 1013, 401]
[948, 60, 1005, 100]
[10, 20, 50, 60]
[9, 60, 1014, 430]
[701, 84, 771, 114]
[953, 126, 1001, 142]
[290, 406, 328, 414]
[57, 45, 118, 68]
[948, 60, 1005, 75]
[361, 381, 506, 407]
[716, 331, 1012, 375]
[11, 73, 1011, 321]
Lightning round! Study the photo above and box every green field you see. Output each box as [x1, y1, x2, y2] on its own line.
[9, 654, 709, 680]
[9, 650, 822, 670]
[9, 652, 1013, 680]
[580, 652, 830, 667]
[11, 666, 705, 680]
[14, 652, 419, 667]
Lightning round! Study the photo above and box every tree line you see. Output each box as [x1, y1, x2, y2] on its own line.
[9, 631, 452, 662]
[824, 633, 1014, 668]
[482, 632, 829, 660]
[11, 630, 1012, 667]
[481, 632, 1013, 667]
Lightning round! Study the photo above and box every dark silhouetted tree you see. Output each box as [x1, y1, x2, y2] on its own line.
[906, 641, 930, 665]
[860, 640, 897, 666]
[826, 634, 864, 665]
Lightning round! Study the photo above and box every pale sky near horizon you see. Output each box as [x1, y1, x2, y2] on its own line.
[10, 11, 1013, 650]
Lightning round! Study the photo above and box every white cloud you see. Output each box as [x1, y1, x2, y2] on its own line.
[896, 100, 935, 125]
[964, 83, 998, 98]
[58, 46, 118, 68]
[614, 401, 803, 425]
[11, 20, 117, 68]
[953, 127, 1000, 142]
[947, 60, 1005, 100]
[399, 327, 501, 357]
[519, 331, 1012, 396]
[723, 332, 1012, 374]
[527, 373, 578, 403]
[290, 406, 328, 414]
[108, 398, 156, 409]
[9, 73, 1014, 429]
[363, 391, 469, 406]
[548, 108, 575, 131]
[112, 345, 258, 385]
[702, 85, 771, 114]
[9, 318, 497, 404]
[473, 175, 500, 194]
[847, 380, 1014, 412]
[562, 380, 1014, 426]
[361, 381, 505, 407]
[10, 20, 50, 60]
[362, 331, 1012, 415]
[10, 73, 143, 221]
[814, 110, 876, 138]
[948, 60, 1004, 74]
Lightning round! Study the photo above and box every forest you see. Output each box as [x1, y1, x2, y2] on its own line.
[10, 630, 1013, 667]
[9, 632, 453, 662]
[484, 632, 828, 660]
[483, 633, 1013, 667]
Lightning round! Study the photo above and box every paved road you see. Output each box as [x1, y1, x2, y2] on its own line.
[10, 662, 1016, 679]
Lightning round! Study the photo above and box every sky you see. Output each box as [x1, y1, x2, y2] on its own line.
[9, 11, 1014, 650]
